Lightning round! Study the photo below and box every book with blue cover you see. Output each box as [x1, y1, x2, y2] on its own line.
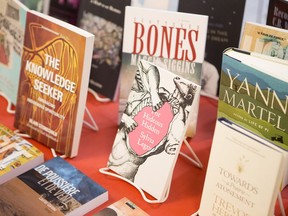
[0, 157, 108, 215]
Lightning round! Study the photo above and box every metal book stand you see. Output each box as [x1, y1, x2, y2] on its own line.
[83, 88, 113, 132]
[181, 138, 203, 169]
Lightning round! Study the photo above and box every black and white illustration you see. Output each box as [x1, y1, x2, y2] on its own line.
[108, 60, 200, 199]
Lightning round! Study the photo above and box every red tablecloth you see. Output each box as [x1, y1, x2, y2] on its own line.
[0, 93, 287, 216]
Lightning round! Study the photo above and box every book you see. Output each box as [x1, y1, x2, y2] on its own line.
[218, 48, 288, 150]
[266, 0, 288, 30]
[178, 0, 247, 94]
[218, 47, 288, 187]
[131, 0, 179, 11]
[196, 118, 285, 216]
[20, 0, 50, 14]
[0, 0, 28, 105]
[76, 0, 131, 100]
[0, 123, 44, 184]
[14, 10, 95, 158]
[49, 0, 80, 25]
[94, 197, 149, 216]
[106, 60, 200, 201]
[118, 6, 208, 138]
[242, 0, 269, 26]
[240, 21, 288, 61]
[0, 156, 108, 215]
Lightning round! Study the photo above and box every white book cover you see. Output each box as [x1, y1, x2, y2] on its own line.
[197, 118, 285, 216]
[118, 6, 208, 138]
[107, 60, 200, 201]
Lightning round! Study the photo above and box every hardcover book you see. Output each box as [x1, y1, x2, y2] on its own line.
[14, 10, 94, 158]
[266, 0, 288, 30]
[0, 0, 28, 105]
[77, 0, 131, 100]
[240, 21, 288, 61]
[106, 60, 200, 201]
[218, 48, 288, 150]
[0, 123, 44, 184]
[118, 6, 208, 137]
[0, 156, 108, 215]
[178, 0, 246, 94]
[196, 118, 285, 216]
[218, 48, 288, 187]
[94, 197, 149, 216]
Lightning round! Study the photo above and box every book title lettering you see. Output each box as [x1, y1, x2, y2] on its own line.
[89, 0, 121, 14]
[35, 164, 80, 205]
[271, 6, 288, 29]
[132, 22, 199, 61]
[211, 166, 258, 215]
[137, 110, 163, 151]
[128, 103, 173, 156]
[222, 68, 286, 132]
[24, 54, 77, 103]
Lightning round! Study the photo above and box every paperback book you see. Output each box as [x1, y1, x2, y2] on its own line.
[118, 6, 208, 137]
[104, 60, 201, 201]
[240, 21, 288, 61]
[0, 157, 108, 215]
[196, 118, 285, 216]
[0, 123, 44, 184]
[14, 10, 94, 157]
[0, 0, 28, 105]
[77, 0, 130, 100]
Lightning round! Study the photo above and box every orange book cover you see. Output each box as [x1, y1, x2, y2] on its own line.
[14, 10, 94, 157]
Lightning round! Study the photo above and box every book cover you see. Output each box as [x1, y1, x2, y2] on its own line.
[178, 0, 246, 94]
[0, 0, 28, 105]
[108, 60, 200, 201]
[0, 156, 108, 215]
[49, 0, 79, 25]
[131, 0, 179, 11]
[94, 197, 149, 216]
[14, 10, 94, 158]
[240, 21, 288, 61]
[118, 6, 208, 137]
[77, 0, 131, 100]
[197, 118, 285, 216]
[20, 0, 50, 14]
[0, 123, 44, 184]
[218, 48, 288, 150]
[266, 0, 288, 30]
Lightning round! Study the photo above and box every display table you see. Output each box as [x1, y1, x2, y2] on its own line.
[0, 93, 287, 215]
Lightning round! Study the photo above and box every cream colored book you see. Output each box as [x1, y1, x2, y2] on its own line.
[240, 21, 288, 61]
[196, 118, 286, 216]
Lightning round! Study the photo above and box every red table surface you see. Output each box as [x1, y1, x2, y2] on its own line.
[0, 93, 287, 216]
